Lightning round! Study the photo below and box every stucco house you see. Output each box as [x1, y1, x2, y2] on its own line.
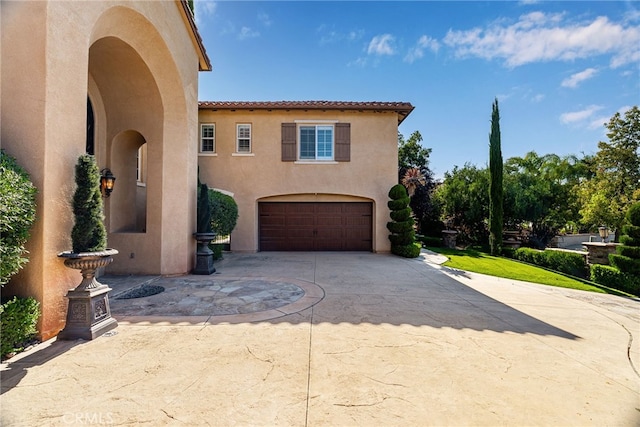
[197, 101, 414, 253]
[1, 0, 211, 339]
[1, 0, 413, 340]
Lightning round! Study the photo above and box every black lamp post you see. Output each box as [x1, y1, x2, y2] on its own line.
[100, 168, 116, 197]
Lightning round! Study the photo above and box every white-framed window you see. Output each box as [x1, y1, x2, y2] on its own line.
[200, 123, 215, 153]
[299, 125, 334, 160]
[236, 124, 251, 153]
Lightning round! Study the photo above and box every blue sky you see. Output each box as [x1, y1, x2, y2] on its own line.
[195, 1, 639, 179]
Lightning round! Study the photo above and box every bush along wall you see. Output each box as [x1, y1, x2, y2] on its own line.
[593, 202, 640, 296]
[387, 184, 421, 258]
[513, 247, 588, 279]
[1, 296, 40, 358]
[0, 150, 37, 286]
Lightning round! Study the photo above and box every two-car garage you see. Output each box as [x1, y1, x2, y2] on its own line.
[259, 202, 373, 251]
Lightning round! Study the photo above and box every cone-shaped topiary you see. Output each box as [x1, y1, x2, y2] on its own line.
[196, 182, 213, 234]
[71, 154, 107, 253]
[610, 202, 640, 275]
[387, 184, 420, 258]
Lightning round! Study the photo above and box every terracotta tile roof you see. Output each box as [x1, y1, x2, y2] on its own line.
[198, 101, 415, 124]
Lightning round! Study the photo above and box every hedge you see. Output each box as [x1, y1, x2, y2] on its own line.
[1, 296, 40, 358]
[590, 264, 640, 296]
[513, 247, 588, 278]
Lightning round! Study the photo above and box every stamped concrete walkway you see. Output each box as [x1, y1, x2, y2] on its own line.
[1, 251, 639, 426]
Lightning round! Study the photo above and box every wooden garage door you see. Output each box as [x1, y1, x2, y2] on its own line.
[259, 202, 372, 251]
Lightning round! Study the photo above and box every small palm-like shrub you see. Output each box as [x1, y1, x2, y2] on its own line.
[71, 154, 106, 253]
[0, 150, 37, 285]
[387, 184, 420, 258]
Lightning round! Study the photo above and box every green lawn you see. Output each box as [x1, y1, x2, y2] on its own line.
[427, 246, 608, 294]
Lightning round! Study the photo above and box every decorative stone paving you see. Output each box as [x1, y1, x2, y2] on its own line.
[106, 275, 324, 324]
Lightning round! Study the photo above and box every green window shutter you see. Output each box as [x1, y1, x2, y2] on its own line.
[282, 123, 296, 161]
[335, 123, 350, 162]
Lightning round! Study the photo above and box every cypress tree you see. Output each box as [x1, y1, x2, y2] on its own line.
[71, 154, 107, 253]
[489, 98, 504, 256]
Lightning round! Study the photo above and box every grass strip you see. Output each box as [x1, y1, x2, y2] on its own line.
[427, 246, 607, 294]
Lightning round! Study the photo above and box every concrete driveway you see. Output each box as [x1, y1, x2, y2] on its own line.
[2, 251, 639, 426]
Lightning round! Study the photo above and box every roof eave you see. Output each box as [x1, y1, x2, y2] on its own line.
[177, 0, 212, 71]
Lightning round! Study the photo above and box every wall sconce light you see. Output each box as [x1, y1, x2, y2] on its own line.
[100, 168, 116, 198]
[598, 226, 608, 243]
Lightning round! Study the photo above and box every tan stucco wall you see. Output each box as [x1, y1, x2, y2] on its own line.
[197, 109, 400, 253]
[1, 1, 201, 339]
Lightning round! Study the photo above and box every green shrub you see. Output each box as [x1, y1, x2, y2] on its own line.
[514, 247, 587, 278]
[416, 235, 442, 247]
[0, 150, 37, 286]
[71, 154, 106, 253]
[617, 245, 640, 259]
[208, 190, 238, 236]
[543, 251, 588, 278]
[626, 202, 640, 227]
[590, 264, 640, 295]
[390, 232, 416, 246]
[388, 184, 408, 200]
[609, 254, 640, 275]
[620, 235, 639, 246]
[387, 184, 418, 258]
[501, 247, 516, 259]
[390, 207, 412, 222]
[196, 182, 213, 233]
[211, 243, 224, 261]
[387, 197, 410, 211]
[391, 242, 421, 258]
[621, 224, 640, 239]
[1, 296, 40, 357]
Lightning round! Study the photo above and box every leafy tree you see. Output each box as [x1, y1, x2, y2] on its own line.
[580, 106, 640, 238]
[398, 131, 432, 177]
[489, 98, 504, 256]
[397, 131, 440, 235]
[434, 164, 490, 244]
[0, 150, 37, 285]
[504, 152, 586, 248]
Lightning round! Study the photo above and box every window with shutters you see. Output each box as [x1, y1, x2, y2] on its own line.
[236, 124, 251, 153]
[282, 122, 350, 162]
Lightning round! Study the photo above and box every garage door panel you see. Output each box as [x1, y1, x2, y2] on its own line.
[259, 202, 372, 251]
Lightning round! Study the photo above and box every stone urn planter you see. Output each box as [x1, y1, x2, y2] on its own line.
[193, 232, 216, 275]
[57, 249, 118, 340]
[58, 154, 118, 340]
[192, 180, 216, 275]
[442, 230, 458, 249]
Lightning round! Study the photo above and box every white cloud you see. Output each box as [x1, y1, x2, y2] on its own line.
[258, 12, 272, 27]
[531, 93, 545, 102]
[318, 26, 364, 45]
[444, 12, 640, 68]
[194, 0, 216, 25]
[561, 68, 598, 88]
[404, 35, 440, 63]
[367, 34, 396, 56]
[560, 105, 603, 124]
[238, 26, 260, 40]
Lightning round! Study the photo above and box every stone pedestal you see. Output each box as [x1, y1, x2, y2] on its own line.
[582, 242, 619, 265]
[193, 232, 216, 275]
[58, 285, 118, 340]
[57, 249, 118, 340]
[442, 230, 458, 249]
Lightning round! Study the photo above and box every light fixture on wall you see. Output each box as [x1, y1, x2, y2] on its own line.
[100, 168, 116, 197]
[598, 226, 608, 243]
